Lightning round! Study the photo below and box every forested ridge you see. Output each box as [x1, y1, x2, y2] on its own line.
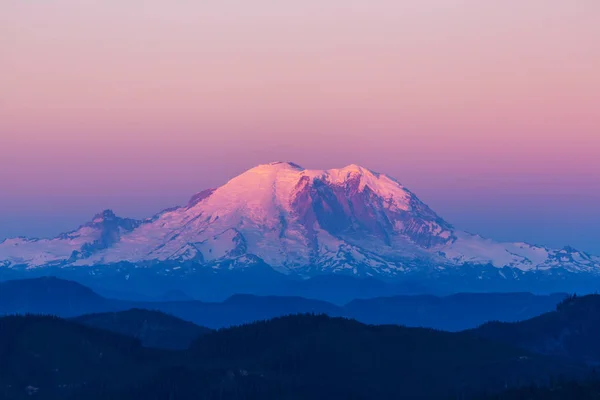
[4, 294, 600, 399]
[0, 311, 588, 399]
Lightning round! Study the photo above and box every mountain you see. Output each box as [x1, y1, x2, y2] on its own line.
[1, 162, 599, 297]
[0, 313, 587, 400]
[189, 314, 585, 399]
[72, 309, 211, 350]
[0, 277, 111, 317]
[135, 294, 343, 330]
[468, 294, 600, 365]
[345, 292, 569, 332]
[0, 277, 568, 331]
[0, 315, 154, 400]
[0, 210, 140, 268]
[134, 291, 567, 331]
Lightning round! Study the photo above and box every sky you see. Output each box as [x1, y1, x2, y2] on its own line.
[1, 0, 599, 253]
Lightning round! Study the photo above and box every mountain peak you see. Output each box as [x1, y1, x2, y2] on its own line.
[92, 209, 117, 222]
[242, 162, 381, 180]
[255, 161, 305, 171]
[3, 162, 599, 284]
[82, 210, 141, 236]
[340, 164, 374, 175]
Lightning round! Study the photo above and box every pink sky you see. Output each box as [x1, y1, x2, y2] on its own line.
[1, 0, 599, 252]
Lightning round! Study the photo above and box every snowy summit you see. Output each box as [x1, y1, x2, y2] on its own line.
[1, 162, 599, 287]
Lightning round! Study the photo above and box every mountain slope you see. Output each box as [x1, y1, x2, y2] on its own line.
[69, 162, 455, 275]
[0, 277, 568, 331]
[0, 210, 140, 268]
[188, 314, 585, 399]
[0, 277, 112, 317]
[0, 315, 155, 400]
[345, 292, 569, 332]
[72, 309, 211, 349]
[1, 162, 599, 291]
[0, 313, 587, 400]
[468, 294, 600, 364]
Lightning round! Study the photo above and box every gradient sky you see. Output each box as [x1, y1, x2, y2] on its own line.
[1, 1, 599, 253]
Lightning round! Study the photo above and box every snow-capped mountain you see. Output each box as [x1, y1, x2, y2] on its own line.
[0, 210, 141, 268]
[1, 162, 599, 287]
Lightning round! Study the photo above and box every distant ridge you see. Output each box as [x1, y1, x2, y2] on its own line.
[72, 308, 211, 350]
[0, 276, 109, 317]
[0, 277, 568, 331]
[469, 293, 600, 364]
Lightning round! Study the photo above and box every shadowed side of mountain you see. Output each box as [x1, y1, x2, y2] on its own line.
[79, 271, 430, 305]
[0, 277, 570, 331]
[188, 314, 586, 399]
[0, 315, 155, 400]
[0, 277, 113, 317]
[0, 313, 590, 399]
[278, 274, 426, 304]
[133, 294, 343, 330]
[468, 294, 600, 364]
[346, 292, 569, 332]
[71, 309, 212, 350]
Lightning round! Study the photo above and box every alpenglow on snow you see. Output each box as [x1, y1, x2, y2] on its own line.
[1, 162, 599, 284]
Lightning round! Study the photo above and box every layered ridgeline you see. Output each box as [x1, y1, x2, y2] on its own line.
[0, 277, 568, 332]
[0, 313, 587, 400]
[1, 162, 599, 297]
